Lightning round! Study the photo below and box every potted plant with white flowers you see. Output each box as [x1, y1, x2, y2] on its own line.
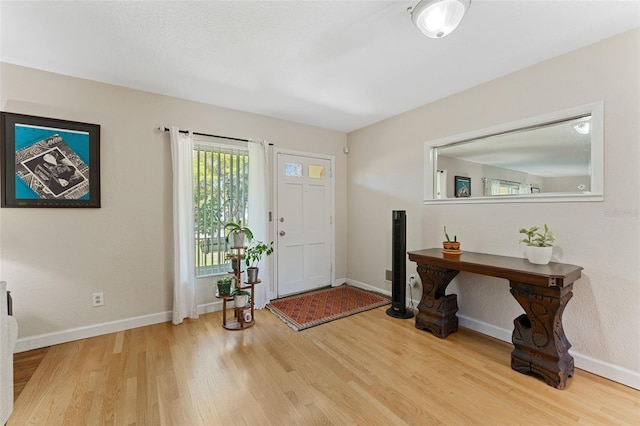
[518, 224, 556, 265]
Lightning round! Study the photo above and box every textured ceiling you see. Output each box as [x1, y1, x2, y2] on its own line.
[1, 1, 639, 133]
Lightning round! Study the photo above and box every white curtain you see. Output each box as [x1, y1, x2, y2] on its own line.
[170, 126, 198, 324]
[483, 177, 492, 196]
[248, 139, 271, 308]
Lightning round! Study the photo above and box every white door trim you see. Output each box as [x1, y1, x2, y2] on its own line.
[272, 148, 336, 299]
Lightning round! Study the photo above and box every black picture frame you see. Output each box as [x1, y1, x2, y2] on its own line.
[454, 176, 471, 198]
[1, 112, 100, 208]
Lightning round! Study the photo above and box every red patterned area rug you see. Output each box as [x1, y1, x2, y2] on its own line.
[266, 285, 390, 331]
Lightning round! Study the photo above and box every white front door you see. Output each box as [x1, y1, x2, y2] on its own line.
[276, 152, 333, 296]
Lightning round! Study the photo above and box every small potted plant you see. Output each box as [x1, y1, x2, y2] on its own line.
[225, 252, 243, 273]
[216, 276, 232, 296]
[224, 221, 253, 248]
[443, 226, 460, 251]
[231, 287, 251, 308]
[519, 224, 556, 265]
[244, 240, 274, 283]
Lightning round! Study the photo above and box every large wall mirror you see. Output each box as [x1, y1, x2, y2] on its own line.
[424, 102, 604, 204]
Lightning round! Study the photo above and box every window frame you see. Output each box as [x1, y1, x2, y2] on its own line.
[193, 137, 249, 278]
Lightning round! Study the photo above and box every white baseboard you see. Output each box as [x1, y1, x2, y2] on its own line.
[346, 278, 421, 310]
[458, 314, 512, 342]
[333, 277, 348, 287]
[572, 352, 640, 390]
[14, 300, 223, 353]
[198, 300, 223, 315]
[345, 278, 392, 296]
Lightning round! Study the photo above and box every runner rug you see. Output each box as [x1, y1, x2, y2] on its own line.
[266, 285, 390, 331]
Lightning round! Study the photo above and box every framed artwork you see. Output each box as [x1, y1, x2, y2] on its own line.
[454, 176, 471, 198]
[1, 112, 100, 207]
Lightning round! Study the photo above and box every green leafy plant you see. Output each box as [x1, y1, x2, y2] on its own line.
[444, 226, 457, 242]
[215, 275, 232, 296]
[224, 252, 243, 272]
[231, 287, 251, 305]
[224, 221, 253, 245]
[231, 288, 250, 297]
[245, 241, 274, 268]
[224, 252, 242, 261]
[216, 276, 232, 285]
[519, 224, 555, 247]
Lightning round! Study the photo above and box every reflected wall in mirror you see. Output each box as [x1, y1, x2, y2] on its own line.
[424, 102, 604, 204]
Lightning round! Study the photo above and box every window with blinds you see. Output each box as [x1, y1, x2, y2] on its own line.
[193, 140, 249, 277]
[482, 177, 532, 196]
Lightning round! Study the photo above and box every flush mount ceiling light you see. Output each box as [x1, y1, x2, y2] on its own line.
[409, 0, 471, 39]
[573, 121, 591, 135]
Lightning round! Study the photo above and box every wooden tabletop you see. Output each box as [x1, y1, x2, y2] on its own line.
[407, 248, 583, 287]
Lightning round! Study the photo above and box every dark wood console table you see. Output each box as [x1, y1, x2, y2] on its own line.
[407, 248, 583, 389]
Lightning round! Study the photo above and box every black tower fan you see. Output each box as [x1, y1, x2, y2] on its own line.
[386, 210, 414, 319]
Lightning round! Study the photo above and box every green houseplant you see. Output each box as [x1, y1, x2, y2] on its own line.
[225, 252, 243, 272]
[244, 241, 274, 283]
[224, 221, 253, 248]
[518, 224, 555, 247]
[442, 226, 460, 251]
[519, 224, 555, 264]
[231, 287, 251, 308]
[216, 276, 232, 296]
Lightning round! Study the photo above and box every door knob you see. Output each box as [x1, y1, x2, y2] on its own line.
[279, 231, 286, 236]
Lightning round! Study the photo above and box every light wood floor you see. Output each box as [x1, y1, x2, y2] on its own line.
[13, 346, 48, 400]
[10, 307, 640, 425]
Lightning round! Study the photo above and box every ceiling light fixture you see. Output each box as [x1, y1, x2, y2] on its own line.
[409, 0, 471, 39]
[573, 122, 590, 135]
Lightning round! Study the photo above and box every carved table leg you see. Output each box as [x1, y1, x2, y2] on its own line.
[415, 264, 460, 338]
[509, 281, 574, 389]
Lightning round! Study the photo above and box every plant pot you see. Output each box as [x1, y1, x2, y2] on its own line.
[526, 245, 553, 265]
[217, 282, 231, 296]
[443, 241, 460, 250]
[232, 233, 245, 248]
[247, 267, 259, 283]
[234, 294, 248, 308]
[231, 258, 240, 272]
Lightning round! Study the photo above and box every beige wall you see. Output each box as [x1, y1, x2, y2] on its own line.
[347, 29, 640, 381]
[0, 63, 347, 341]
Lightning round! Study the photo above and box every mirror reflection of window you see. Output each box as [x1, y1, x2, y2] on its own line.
[483, 178, 532, 196]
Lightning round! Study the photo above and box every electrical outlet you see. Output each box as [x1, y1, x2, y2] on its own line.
[92, 292, 104, 307]
[408, 275, 417, 287]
